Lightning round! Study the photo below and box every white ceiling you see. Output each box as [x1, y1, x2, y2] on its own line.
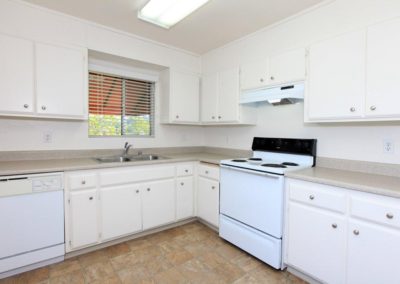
[23, 0, 322, 54]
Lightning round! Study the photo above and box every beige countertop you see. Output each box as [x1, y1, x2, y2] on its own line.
[0, 152, 234, 176]
[286, 167, 400, 199]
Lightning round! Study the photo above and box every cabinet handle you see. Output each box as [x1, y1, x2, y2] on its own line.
[205, 171, 209, 174]
[212, 186, 216, 189]
[350, 107, 356, 112]
[23, 104, 29, 109]
[89, 196, 93, 200]
[176, 115, 179, 119]
[185, 169, 188, 173]
[260, 78, 264, 83]
[332, 223, 337, 229]
[309, 195, 315, 200]
[218, 116, 222, 119]
[270, 76, 275, 80]
[386, 213, 394, 219]
[353, 229, 359, 236]
[180, 182, 184, 186]
[41, 106, 47, 111]
[147, 188, 151, 192]
[81, 180, 86, 185]
[370, 106, 376, 111]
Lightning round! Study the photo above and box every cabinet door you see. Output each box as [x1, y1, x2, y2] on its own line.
[176, 176, 194, 220]
[0, 34, 34, 114]
[307, 31, 366, 120]
[69, 189, 99, 250]
[201, 73, 218, 123]
[197, 177, 219, 227]
[347, 220, 400, 284]
[269, 48, 306, 86]
[100, 184, 142, 241]
[142, 179, 175, 230]
[366, 18, 400, 117]
[286, 202, 346, 284]
[170, 71, 200, 123]
[218, 67, 240, 122]
[240, 59, 269, 90]
[36, 43, 87, 118]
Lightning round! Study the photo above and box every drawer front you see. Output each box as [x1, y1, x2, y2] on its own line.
[198, 164, 220, 180]
[288, 181, 347, 213]
[100, 165, 175, 187]
[177, 164, 194, 176]
[68, 173, 97, 190]
[350, 196, 400, 229]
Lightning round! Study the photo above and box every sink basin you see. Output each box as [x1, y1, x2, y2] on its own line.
[94, 154, 167, 163]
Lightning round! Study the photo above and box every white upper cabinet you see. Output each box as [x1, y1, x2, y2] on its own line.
[36, 43, 87, 119]
[306, 30, 366, 121]
[269, 48, 306, 86]
[161, 69, 200, 124]
[201, 68, 256, 125]
[240, 59, 269, 91]
[0, 34, 34, 114]
[366, 18, 400, 118]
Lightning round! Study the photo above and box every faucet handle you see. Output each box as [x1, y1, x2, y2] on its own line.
[124, 142, 129, 149]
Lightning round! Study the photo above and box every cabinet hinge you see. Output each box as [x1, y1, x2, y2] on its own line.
[69, 240, 72, 246]
[68, 199, 71, 204]
[99, 233, 102, 239]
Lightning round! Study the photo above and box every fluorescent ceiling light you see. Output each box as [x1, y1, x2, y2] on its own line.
[138, 0, 210, 29]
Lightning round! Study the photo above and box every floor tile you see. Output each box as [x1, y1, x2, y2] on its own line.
[48, 270, 85, 284]
[78, 250, 109, 268]
[82, 261, 115, 282]
[104, 243, 131, 258]
[48, 259, 81, 278]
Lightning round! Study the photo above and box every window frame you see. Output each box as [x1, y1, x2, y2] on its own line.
[88, 69, 156, 138]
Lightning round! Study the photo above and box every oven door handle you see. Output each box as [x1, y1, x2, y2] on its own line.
[220, 164, 282, 178]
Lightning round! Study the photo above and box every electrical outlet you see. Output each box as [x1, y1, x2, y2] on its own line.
[383, 139, 394, 154]
[43, 131, 53, 143]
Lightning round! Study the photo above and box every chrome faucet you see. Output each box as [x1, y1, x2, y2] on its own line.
[123, 142, 132, 156]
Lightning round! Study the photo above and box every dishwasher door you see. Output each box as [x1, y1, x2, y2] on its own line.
[0, 190, 64, 260]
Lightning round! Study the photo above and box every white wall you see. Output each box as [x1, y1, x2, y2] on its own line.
[201, 0, 400, 164]
[0, 0, 203, 151]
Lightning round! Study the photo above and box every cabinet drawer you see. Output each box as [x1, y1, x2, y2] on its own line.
[100, 165, 175, 186]
[68, 173, 97, 190]
[198, 164, 220, 180]
[177, 164, 194, 176]
[350, 196, 400, 229]
[288, 181, 347, 213]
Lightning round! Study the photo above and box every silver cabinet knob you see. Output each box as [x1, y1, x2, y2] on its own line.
[350, 107, 356, 112]
[23, 104, 29, 109]
[136, 190, 139, 193]
[205, 171, 209, 174]
[147, 188, 151, 192]
[176, 115, 179, 119]
[180, 182, 184, 186]
[260, 78, 264, 83]
[270, 76, 275, 80]
[332, 223, 337, 229]
[212, 116, 215, 119]
[185, 169, 188, 173]
[309, 195, 315, 200]
[353, 229, 359, 236]
[218, 116, 222, 119]
[89, 196, 93, 200]
[81, 180, 86, 185]
[41, 106, 46, 110]
[211, 186, 216, 189]
[370, 106, 376, 111]
[386, 213, 394, 219]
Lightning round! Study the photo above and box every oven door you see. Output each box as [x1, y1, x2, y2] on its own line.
[220, 165, 284, 238]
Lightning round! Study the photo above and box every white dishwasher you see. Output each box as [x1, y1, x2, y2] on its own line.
[0, 172, 65, 278]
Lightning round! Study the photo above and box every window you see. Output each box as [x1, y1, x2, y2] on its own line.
[88, 71, 155, 137]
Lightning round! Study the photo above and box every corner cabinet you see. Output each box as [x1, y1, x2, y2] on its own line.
[285, 178, 400, 284]
[0, 33, 88, 120]
[201, 67, 257, 125]
[160, 69, 200, 124]
[306, 18, 400, 122]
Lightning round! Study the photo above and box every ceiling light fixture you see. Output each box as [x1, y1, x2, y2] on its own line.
[138, 0, 210, 29]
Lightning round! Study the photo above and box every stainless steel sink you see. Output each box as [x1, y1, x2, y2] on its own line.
[94, 154, 167, 163]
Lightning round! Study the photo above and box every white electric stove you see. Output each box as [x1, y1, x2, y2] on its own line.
[219, 137, 317, 270]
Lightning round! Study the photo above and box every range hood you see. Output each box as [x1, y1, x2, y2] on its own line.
[240, 82, 304, 106]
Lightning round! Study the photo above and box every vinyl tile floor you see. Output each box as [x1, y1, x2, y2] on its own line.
[0, 221, 307, 284]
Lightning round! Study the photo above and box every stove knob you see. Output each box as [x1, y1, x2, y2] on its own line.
[309, 195, 315, 200]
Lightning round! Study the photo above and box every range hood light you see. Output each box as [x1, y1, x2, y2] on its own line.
[138, 0, 210, 29]
[266, 98, 282, 104]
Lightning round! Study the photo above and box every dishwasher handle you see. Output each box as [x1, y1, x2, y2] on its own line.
[220, 164, 282, 179]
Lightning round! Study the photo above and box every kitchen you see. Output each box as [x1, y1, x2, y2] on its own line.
[0, 0, 399, 283]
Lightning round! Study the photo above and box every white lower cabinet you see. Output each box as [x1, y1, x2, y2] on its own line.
[100, 184, 142, 241]
[285, 178, 400, 284]
[197, 176, 219, 227]
[176, 176, 194, 221]
[69, 189, 99, 250]
[142, 179, 175, 230]
[287, 202, 346, 284]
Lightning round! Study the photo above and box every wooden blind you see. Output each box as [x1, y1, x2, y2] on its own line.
[88, 71, 155, 136]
